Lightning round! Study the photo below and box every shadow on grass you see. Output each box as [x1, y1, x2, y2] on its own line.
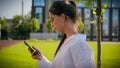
[102, 58, 120, 68]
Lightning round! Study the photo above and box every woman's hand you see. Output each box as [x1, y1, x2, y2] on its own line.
[28, 46, 42, 60]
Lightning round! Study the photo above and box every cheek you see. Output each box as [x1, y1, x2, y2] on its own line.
[52, 21, 63, 32]
[56, 21, 64, 32]
[52, 17, 64, 32]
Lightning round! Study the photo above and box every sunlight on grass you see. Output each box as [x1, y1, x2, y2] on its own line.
[0, 39, 120, 68]
[87, 42, 120, 68]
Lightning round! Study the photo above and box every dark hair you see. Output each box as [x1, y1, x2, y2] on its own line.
[49, 1, 78, 23]
[49, 1, 78, 56]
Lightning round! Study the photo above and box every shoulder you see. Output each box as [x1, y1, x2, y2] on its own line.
[69, 38, 89, 52]
[69, 34, 88, 49]
[67, 34, 87, 45]
[69, 38, 94, 62]
[69, 34, 90, 47]
[69, 35, 93, 57]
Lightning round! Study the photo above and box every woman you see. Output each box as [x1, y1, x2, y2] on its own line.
[29, 1, 95, 68]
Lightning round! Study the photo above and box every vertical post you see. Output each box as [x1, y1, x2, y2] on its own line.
[90, 24, 94, 40]
[0, 24, 1, 39]
[109, 0, 112, 41]
[101, 17, 103, 41]
[22, 0, 24, 23]
[90, 9, 94, 41]
[119, 9, 120, 41]
[81, 8, 85, 33]
[31, 0, 35, 18]
[96, 0, 102, 68]
[109, 8, 112, 41]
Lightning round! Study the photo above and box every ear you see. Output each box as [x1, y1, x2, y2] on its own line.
[60, 14, 66, 22]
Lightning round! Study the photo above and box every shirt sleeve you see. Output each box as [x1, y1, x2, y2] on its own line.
[37, 56, 51, 68]
[70, 40, 95, 68]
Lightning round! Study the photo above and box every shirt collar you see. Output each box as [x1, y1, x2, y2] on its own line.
[63, 34, 87, 45]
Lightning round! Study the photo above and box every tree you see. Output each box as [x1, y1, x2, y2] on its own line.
[12, 15, 22, 28]
[28, 18, 40, 32]
[11, 15, 23, 39]
[96, 0, 102, 68]
[45, 18, 53, 39]
[46, 18, 52, 33]
[78, 17, 84, 33]
[11, 15, 39, 39]
[0, 18, 9, 39]
[75, 0, 108, 68]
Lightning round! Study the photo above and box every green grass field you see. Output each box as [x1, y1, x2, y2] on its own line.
[0, 39, 120, 68]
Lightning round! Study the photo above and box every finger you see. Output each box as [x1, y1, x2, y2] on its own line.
[32, 46, 39, 51]
[32, 46, 37, 50]
[32, 46, 42, 56]
[32, 54, 42, 60]
[32, 51, 35, 56]
[28, 48, 34, 53]
[28, 47, 32, 51]
[32, 51, 40, 56]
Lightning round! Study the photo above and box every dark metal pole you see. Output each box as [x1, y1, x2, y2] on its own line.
[22, 0, 24, 23]
[119, 9, 120, 41]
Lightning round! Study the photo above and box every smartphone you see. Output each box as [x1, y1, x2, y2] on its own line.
[24, 41, 38, 55]
[24, 41, 34, 53]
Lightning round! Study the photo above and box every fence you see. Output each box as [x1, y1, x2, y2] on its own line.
[30, 33, 59, 40]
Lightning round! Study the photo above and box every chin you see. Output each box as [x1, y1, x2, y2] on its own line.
[55, 29, 62, 33]
[55, 31, 61, 33]
[54, 28, 63, 33]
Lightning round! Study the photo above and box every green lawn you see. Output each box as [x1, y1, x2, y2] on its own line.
[0, 39, 120, 68]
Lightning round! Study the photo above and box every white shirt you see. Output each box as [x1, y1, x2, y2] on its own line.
[37, 34, 95, 68]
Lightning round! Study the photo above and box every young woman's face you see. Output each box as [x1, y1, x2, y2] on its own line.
[49, 13, 65, 32]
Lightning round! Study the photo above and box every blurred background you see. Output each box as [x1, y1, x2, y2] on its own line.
[0, 0, 120, 41]
[0, 0, 120, 68]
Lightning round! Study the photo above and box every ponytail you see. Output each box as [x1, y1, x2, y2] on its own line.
[54, 33, 66, 57]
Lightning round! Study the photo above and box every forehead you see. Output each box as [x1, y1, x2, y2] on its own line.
[49, 12, 59, 18]
[49, 12, 54, 18]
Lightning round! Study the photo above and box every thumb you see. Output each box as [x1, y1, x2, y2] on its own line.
[32, 46, 41, 55]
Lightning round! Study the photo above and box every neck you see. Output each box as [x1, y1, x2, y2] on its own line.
[66, 30, 78, 39]
[63, 21, 78, 39]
